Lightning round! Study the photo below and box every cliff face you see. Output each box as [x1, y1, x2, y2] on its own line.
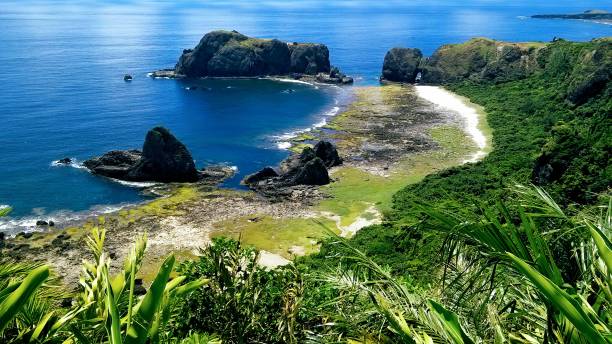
[381, 37, 611, 104]
[174, 30, 331, 78]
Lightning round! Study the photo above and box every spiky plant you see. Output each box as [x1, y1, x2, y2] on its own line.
[69, 226, 209, 343]
[316, 186, 611, 343]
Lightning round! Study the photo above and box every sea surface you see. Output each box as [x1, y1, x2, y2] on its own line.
[0, 0, 610, 232]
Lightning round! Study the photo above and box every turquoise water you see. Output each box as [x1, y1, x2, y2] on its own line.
[0, 1, 610, 231]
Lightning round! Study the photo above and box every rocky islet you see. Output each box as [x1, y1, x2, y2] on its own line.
[151, 30, 353, 84]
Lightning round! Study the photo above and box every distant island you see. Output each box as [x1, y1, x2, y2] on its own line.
[532, 9, 612, 25]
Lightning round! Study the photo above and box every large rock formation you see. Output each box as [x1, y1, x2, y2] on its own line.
[84, 127, 202, 183]
[243, 141, 342, 191]
[382, 48, 423, 82]
[166, 30, 339, 79]
[380, 37, 611, 103]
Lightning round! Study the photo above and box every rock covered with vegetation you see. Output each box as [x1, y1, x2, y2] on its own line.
[84, 126, 232, 183]
[153, 30, 352, 83]
[381, 37, 611, 104]
[382, 47, 423, 82]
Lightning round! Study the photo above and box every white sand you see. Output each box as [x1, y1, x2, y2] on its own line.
[415, 86, 488, 163]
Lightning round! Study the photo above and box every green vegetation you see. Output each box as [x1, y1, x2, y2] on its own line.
[1, 39, 609, 343]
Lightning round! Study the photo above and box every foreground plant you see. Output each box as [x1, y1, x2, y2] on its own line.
[69, 226, 209, 343]
[174, 237, 304, 344]
[316, 186, 611, 343]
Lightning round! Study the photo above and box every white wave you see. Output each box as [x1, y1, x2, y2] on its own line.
[109, 179, 158, 188]
[0, 202, 138, 235]
[324, 106, 340, 116]
[272, 104, 341, 150]
[415, 86, 488, 164]
[50, 158, 88, 170]
[230, 165, 238, 172]
[277, 142, 292, 149]
[264, 77, 314, 86]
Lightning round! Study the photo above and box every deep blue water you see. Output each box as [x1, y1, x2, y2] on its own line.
[0, 1, 610, 231]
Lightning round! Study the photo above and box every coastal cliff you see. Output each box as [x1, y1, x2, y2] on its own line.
[381, 37, 611, 104]
[153, 30, 352, 84]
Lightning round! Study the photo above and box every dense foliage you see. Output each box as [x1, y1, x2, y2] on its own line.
[1, 39, 610, 343]
[331, 39, 611, 282]
[173, 238, 303, 343]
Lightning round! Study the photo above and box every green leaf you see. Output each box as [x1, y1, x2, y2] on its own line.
[0, 265, 49, 332]
[105, 265, 124, 344]
[586, 221, 612, 275]
[507, 252, 608, 343]
[125, 254, 175, 344]
[428, 299, 474, 344]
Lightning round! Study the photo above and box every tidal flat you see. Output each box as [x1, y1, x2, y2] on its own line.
[2, 84, 490, 285]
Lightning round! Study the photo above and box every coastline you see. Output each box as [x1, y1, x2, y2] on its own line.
[1, 83, 491, 285]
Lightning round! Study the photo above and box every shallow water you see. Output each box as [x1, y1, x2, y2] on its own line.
[0, 0, 609, 232]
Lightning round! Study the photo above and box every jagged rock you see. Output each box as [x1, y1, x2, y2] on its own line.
[382, 48, 423, 82]
[283, 157, 329, 185]
[280, 147, 317, 174]
[127, 127, 199, 182]
[242, 167, 278, 185]
[313, 141, 342, 168]
[84, 127, 199, 183]
[83, 150, 143, 180]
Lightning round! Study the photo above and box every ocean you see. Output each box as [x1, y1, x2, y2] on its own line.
[0, 0, 610, 232]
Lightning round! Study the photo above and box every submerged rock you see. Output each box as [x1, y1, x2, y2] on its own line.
[84, 127, 202, 183]
[57, 157, 72, 165]
[124, 74, 133, 81]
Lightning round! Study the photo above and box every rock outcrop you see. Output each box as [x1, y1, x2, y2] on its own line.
[84, 127, 223, 183]
[382, 48, 423, 82]
[152, 30, 351, 84]
[380, 37, 611, 103]
[243, 141, 341, 192]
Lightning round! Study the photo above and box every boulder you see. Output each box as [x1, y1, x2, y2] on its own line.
[36, 220, 48, 226]
[280, 147, 317, 174]
[127, 127, 199, 182]
[242, 167, 278, 185]
[382, 48, 423, 82]
[84, 127, 200, 183]
[313, 141, 342, 168]
[124, 74, 133, 81]
[283, 157, 329, 186]
[83, 150, 142, 180]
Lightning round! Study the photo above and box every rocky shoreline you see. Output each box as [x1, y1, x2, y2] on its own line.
[0, 36, 507, 285]
[0, 82, 487, 285]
